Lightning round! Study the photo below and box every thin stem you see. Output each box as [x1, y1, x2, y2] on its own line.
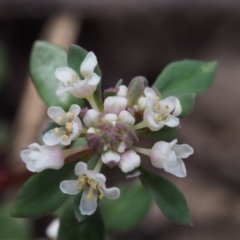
[93, 158, 103, 173]
[81, 127, 87, 134]
[63, 144, 89, 159]
[133, 121, 147, 131]
[86, 95, 99, 111]
[131, 146, 151, 157]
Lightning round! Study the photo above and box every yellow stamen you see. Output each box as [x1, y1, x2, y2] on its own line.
[78, 185, 84, 191]
[155, 96, 160, 101]
[157, 115, 162, 121]
[155, 104, 160, 110]
[57, 116, 62, 123]
[66, 122, 73, 132]
[66, 112, 73, 118]
[54, 127, 59, 134]
[167, 114, 171, 117]
[88, 179, 98, 190]
[79, 177, 86, 184]
[99, 194, 104, 200]
[165, 105, 169, 110]
[87, 194, 93, 200]
[61, 134, 69, 140]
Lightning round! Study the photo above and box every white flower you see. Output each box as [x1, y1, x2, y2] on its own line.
[150, 139, 194, 177]
[118, 150, 141, 173]
[55, 52, 101, 98]
[117, 85, 128, 97]
[143, 87, 179, 131]
[43, 104, 82, 146]
[20, 143, 63, 172]
[83, 109, 100, 128]
[46, 219, 60, 240]
[60, 162, 120, 215]
[101, 150, 120, 167]
[104, 96, 127, 115]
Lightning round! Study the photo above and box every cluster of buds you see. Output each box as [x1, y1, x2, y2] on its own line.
[21, 51, 193, 215]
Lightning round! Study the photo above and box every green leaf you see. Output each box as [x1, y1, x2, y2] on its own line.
[100, 180, 152, 232]
[58, 200, 105, 240]
[0, 201, 32, 240]
[139, 167, 192, 225]
[136, 126, 178, 141]
[178, 93, 195, 118]
[67, 44, 103, 110]
[153, 60, 217, 117]
[11, 161, 76, 218]
[30, 41, 84, 111]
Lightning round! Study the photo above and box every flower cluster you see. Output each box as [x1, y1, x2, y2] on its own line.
[20, 51, 193, 215]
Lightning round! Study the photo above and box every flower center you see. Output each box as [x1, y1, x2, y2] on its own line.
[54, 112, 74, 140]
[86, 122, 138, 154]
[67, 74, 80, 86]
[77, 174, 104, 200]
[153, 101, 173, 123]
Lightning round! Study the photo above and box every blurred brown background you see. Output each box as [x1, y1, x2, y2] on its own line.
[1, 0, 240, 239]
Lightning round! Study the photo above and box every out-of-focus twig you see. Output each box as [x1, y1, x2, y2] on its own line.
[7, 13, 81, 175]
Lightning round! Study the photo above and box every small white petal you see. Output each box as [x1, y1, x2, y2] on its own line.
[172, 144, 194, 158]
[47, 107, 66, 124]
[137, 96, 147, 112]
[70, 120, 82, 141]
[163, 158, 186, 177]
[69, 104, 81, 117]
[87, 127, 97, 134]
[172, 98, 182, 116]
[20, 149, 32, 163]
[43, 129, 63, 146]
[118, 150, 141, 173]
[28, 143, 41, 151]
[26, 160, 38, 172]
[164, 115, 179, 127]
[60, 180, 79, 194]
[101, 186, 120, 199]
[56, 86, 75, 97]
[101, 150, 120, 165]
[80, 52, 98, 78]
[161, 96, 177, 112]
[74, 79, 98, 98]
[83, 109, 100, 127]
[150, 141, 170, 169]
[46, 219, 60, 239]
[87, 73, 101, 86]
[75, 162, 88, 176]
[104, 96, 127, 115]
[117, 141, 127, 153]
[92, 173, 106, 186]
[80, 188, 98, 215]
[118, 110, 135, 126]
[144, 87, 157, 99]
[55, 67, 79, 86]
[101, 113, 118, 124]
[117, 85, 128, 97]
[143, 107, 164, 131]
